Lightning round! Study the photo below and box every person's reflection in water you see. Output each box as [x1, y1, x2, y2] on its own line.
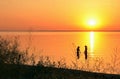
[76, 46, 80, 59]
[84, 45, 88, 60]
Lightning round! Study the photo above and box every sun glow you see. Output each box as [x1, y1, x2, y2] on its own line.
[88, 19, 96, 26]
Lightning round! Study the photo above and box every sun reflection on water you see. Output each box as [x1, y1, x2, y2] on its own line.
[90, 32, 94, 56]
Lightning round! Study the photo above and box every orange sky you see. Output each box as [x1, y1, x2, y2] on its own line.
[0, 0, 120, 30]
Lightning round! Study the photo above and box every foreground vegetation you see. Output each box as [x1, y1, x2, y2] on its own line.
[0, 64, 120, 79]
[0, 36, 120, 79]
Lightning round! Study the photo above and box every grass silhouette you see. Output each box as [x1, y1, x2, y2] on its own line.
[0, 36, 120, 79]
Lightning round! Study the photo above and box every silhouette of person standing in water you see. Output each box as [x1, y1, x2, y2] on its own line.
[84, 45, 88, 60]
[76, 46, 80, 59]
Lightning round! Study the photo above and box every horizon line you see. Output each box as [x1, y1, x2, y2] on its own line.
[0, 30, 120, 32]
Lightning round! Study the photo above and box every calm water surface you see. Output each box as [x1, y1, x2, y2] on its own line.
[1, 32, 120, 64]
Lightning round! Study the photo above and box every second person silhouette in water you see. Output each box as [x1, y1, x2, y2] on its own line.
[84, 45, 88, 60]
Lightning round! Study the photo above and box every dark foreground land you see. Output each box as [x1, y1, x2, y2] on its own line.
[0, 64, 120, 79]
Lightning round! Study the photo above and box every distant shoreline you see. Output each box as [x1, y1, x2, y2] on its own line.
[0, 30, 120, 32]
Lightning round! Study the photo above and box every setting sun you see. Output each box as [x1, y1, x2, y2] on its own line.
[88, 19, 96, 27]
[79, 14, 103, 30]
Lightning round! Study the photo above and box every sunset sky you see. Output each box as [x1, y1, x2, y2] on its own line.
[0, 0, 120, 30]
